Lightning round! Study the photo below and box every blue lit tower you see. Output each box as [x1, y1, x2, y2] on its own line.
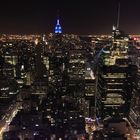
[54, 17, 62, 34]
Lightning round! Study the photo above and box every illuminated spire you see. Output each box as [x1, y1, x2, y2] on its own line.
[112, 2, 121, 39]
[55, 17, 62, 34]
[117, 2, 120, 29]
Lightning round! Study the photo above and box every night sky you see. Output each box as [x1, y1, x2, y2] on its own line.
[0, 0, 140, 34]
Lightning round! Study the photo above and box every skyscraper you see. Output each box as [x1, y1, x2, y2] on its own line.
[54, 18, 62, 34]
[96, 28, 133, 119]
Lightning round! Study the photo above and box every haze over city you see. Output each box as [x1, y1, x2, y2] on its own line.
[0, 0, 140, 34]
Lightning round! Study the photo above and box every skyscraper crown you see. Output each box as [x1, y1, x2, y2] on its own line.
[55, 18, 62, 34]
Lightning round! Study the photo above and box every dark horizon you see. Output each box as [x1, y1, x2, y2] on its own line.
[0, 0, 140, 34]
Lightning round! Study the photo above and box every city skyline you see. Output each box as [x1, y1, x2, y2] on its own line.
[0, 15, 140, 139]
[0, 0, 140, 34]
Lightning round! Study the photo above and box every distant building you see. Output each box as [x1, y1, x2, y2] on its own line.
[85, 65, 96, 118]
[48, 36, 68, 96]
[54, 18, 62, 34]
[68, 49, 86, 97]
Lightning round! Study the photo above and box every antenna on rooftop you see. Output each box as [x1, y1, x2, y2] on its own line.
[117, 2, 120, 29]
[54, 9, 62, 34]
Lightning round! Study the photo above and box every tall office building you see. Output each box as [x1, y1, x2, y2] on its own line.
[1, 42, 18, 78]
[96, 28, 133, 119]
[85, 65, 96, 118]
[48, 35, 68, 96]
[68, 48, 86, 97]
[32, 41, 48, 95]
[54, 18, 62, 34]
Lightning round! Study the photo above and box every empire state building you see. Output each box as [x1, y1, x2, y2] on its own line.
[54, 18, 62, 34]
